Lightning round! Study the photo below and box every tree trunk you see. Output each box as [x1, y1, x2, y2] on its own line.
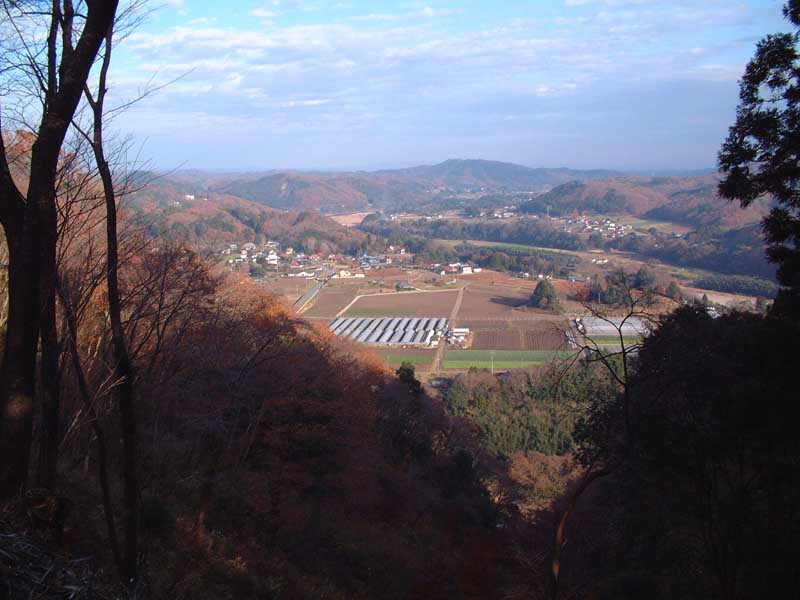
[57, 277, 123, 575]
[0, 234, 41, 498]
[0, 0, 120, 501]
[37, 256, 61, 490]
[80, 25, 140, 585]
[99, 132, 139, 590]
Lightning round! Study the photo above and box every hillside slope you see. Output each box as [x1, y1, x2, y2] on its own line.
[520, 175, 771, 229]
[126, 178, 376, 254]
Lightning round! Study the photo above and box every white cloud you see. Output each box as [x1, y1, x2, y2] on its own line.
[251, 7, 277, 19]
[112, 0, 766, 170]
[281, 98, 333, 107]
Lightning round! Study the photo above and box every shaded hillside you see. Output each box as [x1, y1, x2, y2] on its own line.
[125, 179, 377, 254]
[216, 160, 621, 213]
[222, 172, 371, 213]
[381, 159, 618, 189]
[520, 175, 771, 229]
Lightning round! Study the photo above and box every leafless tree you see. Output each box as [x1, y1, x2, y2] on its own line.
[0, 0, 120, 498]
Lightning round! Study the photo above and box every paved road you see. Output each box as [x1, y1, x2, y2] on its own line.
[430, 285, 466, 373]
[294, 279, 327, 312]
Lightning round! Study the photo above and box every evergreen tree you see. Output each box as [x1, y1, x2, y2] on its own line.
[719, 0, 800, 316]
[530, 279, 559, 310]
[633, 266, 656, 290]
[666, 280, 682, 300]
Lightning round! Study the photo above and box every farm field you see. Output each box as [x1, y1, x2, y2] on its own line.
[434, 238, 764, 307]
[585, 335, 643, 345]
[681, 286, 759, 307]
[303, 290, 357, 318]
[329, 212, 372, 227]
[617, 216, 693, 235]
[433, 238, 579, 258]
[261, 277, 315, 304]
[343, 290, 458, 318]
[457, 283, 532, 317]
[442, 349, 574, 370]
[466, 320, 571, 351]
[372, 348, 436, 368]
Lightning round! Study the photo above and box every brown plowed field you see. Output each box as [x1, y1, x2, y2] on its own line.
[467, 320, 570, 351]
[457, 284, 531, 317]
[303, 291, 356, 318]
[261, 278, 310, 304]
[344, 290, 458, 317]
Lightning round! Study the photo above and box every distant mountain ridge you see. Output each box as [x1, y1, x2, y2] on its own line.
[371, 159, 620, 188]
[135, 160, 764, 233]
[210, 159, 623, 213]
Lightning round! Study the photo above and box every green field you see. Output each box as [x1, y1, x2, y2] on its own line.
[585, 336, 642, 345]
[442, 349, 574, 370]
[620, 217, 692, 234]
[380, 354, 434, 366]
[433, 238, 578, 258]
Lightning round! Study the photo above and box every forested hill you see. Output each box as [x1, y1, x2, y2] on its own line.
[519, 175, 772, 229]
[372, 159, 620, 188]
[124, 177, 379, 255]
[157, 159, 622, 213]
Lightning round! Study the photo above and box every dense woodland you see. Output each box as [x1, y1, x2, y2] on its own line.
[1, 1, 800, 599]
[610, 225, 776, 282]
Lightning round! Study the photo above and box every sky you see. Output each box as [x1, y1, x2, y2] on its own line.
[107, 0, 791, 172]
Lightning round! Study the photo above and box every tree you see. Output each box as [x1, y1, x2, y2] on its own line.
[666, 280, 682, 300]
[633, 266, 655, 290]
[588, 231, 605, 248]
[0, 0, 120, 499]
[530, 279, 559, 310]
[718, 0, 800, 316]
[610, 308, 799, 598]
[396, 361, 421, 396]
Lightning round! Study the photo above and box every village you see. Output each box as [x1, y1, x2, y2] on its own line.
[219, 240, 493, 281]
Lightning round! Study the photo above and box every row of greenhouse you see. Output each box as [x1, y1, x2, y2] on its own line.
[329, 317, 449, 346]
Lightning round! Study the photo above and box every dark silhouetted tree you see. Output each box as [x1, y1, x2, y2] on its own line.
[0, 0, 120, 499]
[718, 0, 800, 316]
[633, 266, 655, 290]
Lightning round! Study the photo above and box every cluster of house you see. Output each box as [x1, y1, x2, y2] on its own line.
[222, 241, 413, 278]
[561, 217, 633, 238]
[429, 263, 483, 276]
[222, 241, 286, 266]
[471, 207, 517, 219]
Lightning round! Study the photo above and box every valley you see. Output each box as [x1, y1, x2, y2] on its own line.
[123, 158, 778, 376]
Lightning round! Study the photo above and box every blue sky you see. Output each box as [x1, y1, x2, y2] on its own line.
[108, 0, 790, 171]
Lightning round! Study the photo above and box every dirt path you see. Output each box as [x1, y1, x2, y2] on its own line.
[430, 285, 466, 373]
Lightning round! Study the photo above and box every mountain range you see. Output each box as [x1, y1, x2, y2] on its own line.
[126, 159, 770, 251]
[142, 159, 621, 214]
